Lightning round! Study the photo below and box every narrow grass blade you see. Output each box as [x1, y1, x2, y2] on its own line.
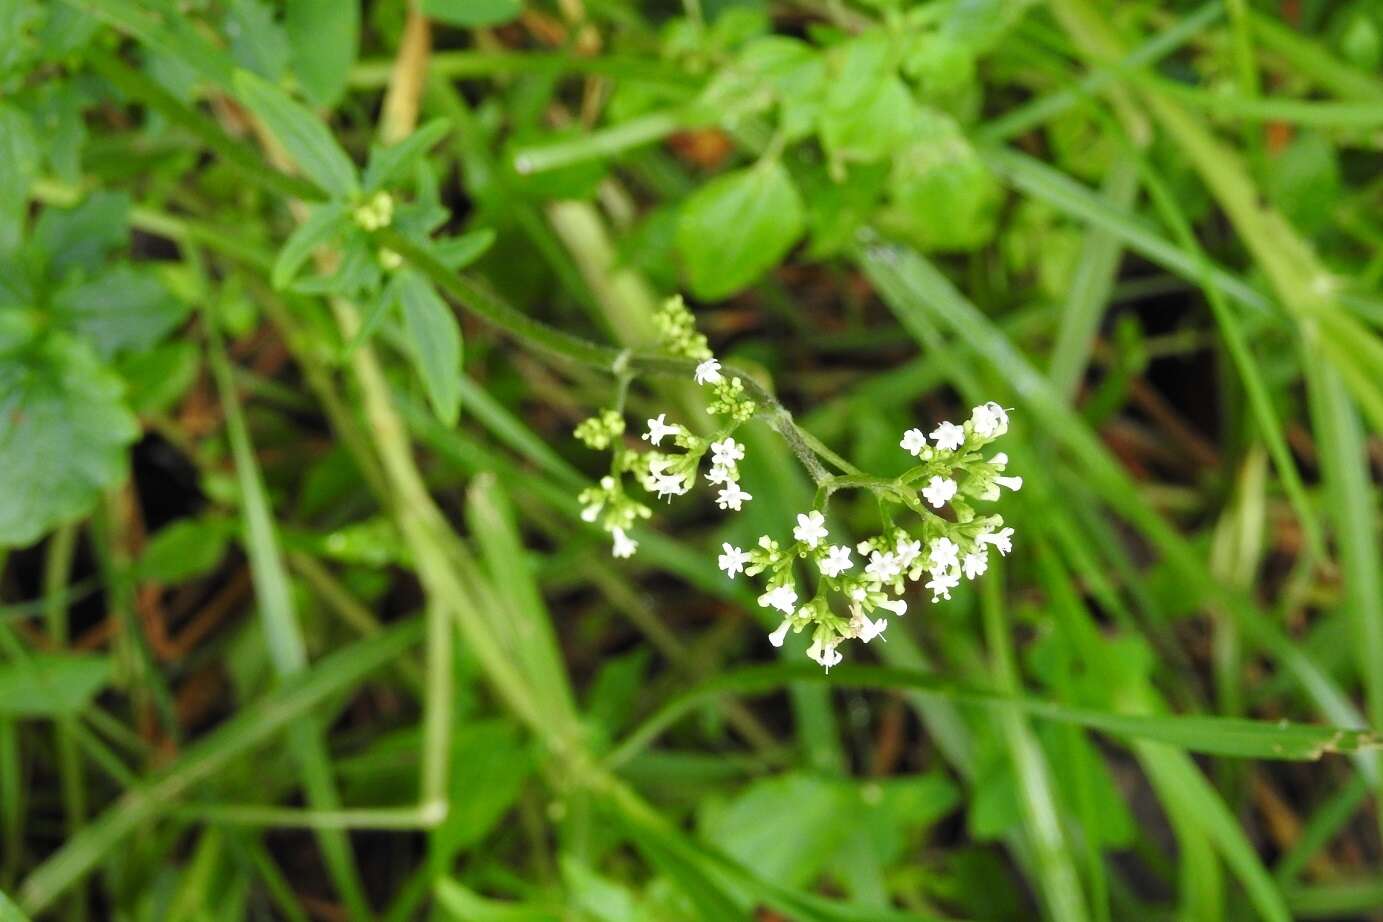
[206, 316, 372, 918]
[16, 621, 421, 915]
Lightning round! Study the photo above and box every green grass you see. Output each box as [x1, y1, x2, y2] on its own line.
[1, 1, 1380, 919]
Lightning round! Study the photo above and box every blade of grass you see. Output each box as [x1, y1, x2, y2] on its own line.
[1047, 156, 1139, 399]
[980, 573, 1091, 922]
[205, 312, 373, 919]
[16, 620, 421, 915]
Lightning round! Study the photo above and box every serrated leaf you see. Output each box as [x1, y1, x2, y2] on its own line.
[232, 69, 358, 198]
[676, 159, 804, 299]
[285, 0, 358, 107]
[0, 326, 139, 547]
[396, 270, 462, 425]
[49, 265, 187, 359]
[273, 200, 347, 289]
[0, 654, 112, 716]
[421, 0, 522, 27]
[363, 118, 452, 193]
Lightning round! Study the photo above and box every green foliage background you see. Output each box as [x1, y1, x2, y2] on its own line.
[1, 0, 1381, 919]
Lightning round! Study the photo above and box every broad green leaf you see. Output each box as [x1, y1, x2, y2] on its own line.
[433, 879, 560, 922]
[362, 118, 452, 193]
[421, 0, 522, 27]
[49, 266, 187, 359]
[560, 856, 640, 922]
[819, 34, 916, 164]
[116, 339, 201, 414]
[0, 654, 111, 717]
[676, 159, 804, 299]
[285, 0, 358, 107]
[232, 69, 358, 198]
[700, 773, 851, 890]
[0, 326, 138, 547]
[878, 110, 1002, 251]
[224, 0, 289, 79]
[396, 270, 462, 425]
[136, 517, 230, 584]
[272, 200, 347, 289]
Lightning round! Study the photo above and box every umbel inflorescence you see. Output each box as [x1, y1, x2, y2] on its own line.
[574, 297, 1020, 672]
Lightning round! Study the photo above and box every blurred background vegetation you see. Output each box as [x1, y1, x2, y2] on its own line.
[1, 0, 1382, 919]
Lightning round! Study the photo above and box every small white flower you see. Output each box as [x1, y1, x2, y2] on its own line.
[895, 537, 922, 569]
[994, 475, 1023, 494]
[718, 543, 750, 578]
[709, 437, 745, 467]
[768, 618, 792, 647]
[921, 476, 958, 508]
[962, 551, 988, 580]
[979, 526, 1014, 555]
[930, 421, 965, 451]
[793, 510, 829, 549]
[759, 584, 799, 614]
[818, 545, 854, 578]
[806, 636, 843, 670]
[694, 358, 723, 385]
[926, 569, 961, 601]
[652, 471, 687, 500]
[929, 537, 960, 572]
[971, 402, 1009, 438]
[580, 501, 603, 523]
[900, 428, 927, 456]
[865, 550, 902, 583]
[856, 539, 874, 556]
[642, 413, 680, 446]
[877, 598, 907, 617]
[855, 616, 888, 643]
[989, 452, 1008, 468]
[705, 465, 733, 486]
[716, 482, 752, 511]
[611, 527, 637, 559]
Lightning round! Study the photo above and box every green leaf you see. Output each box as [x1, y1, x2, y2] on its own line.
[0, 888, 30, 922]
[878, 110, 1002, 251]
[284, 0, 358, 107]
[433, 228, 497, 271]
[116, 339, 201, 415]
[421, 0, 522, 27]
[560, 856, 640, 922]
[0, 326, 138, 548]
[136, 517, 230, 584]
[819, 34, 916, 165]
[0, 654, 111, 717]
[272, 200, 347, 289]
[224, 0, 289, 79]
[396, 270, 462, 425]
[33, 191, 130, 278]
[0, 103, 38, 255]
[49, 266, 187, 359]
[676, 159, 804, 299]
[363, 118, 452, 193]
[232, 69, 358, 198]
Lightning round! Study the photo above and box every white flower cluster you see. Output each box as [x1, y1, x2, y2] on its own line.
[573, 297, 760, 560]
[718, 402, 1021, 672]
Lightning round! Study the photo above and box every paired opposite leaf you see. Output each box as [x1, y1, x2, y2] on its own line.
[232, 69, 358, 198]
[676, 159, 804, 300]
[396, 270, 462, 425]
